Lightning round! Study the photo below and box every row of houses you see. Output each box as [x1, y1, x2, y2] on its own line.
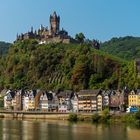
[2, 89, 140, 112]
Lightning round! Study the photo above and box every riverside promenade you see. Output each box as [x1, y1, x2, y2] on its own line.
[0, 110, 125, 120]
[0, 110, 70, 119]
[0, 110, 94, 120]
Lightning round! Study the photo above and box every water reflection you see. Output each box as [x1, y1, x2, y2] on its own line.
[127, 126, 140, 140]
[0, 119, 140, 140]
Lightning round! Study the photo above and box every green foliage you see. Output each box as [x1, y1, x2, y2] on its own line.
[101, 36, 140, 60]
[0, 41, 11, 56]
[135, 110, 140, 121]
[122, 111, 140, 125]
[0, 39, 138, 90]
[92, 113, 100, 123]
[68, 113, 78, 122]
[78, 116, 85, 121]
[122, 114, 133, 123]
[75, 33, 85, 43]
[101, 108, 111, 123]
[0, 100, 3, 108]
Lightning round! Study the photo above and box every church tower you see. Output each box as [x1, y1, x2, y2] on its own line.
[50, 11, 60, 35]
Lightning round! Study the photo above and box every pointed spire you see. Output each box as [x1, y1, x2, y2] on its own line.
[16, 33, 19, 38]
[34, 30, 37, 35]
[53, 11, 57, 17]
[40, 24, 43, 30]
[31, 26, 33, 33]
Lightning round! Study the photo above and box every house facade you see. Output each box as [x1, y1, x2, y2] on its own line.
[39, 91, 59, 111]
[128, 90, 140, 107]
[39, 92, 49, 110]
[109, 90, 128, 111]
[78, 90, 102, 112]
[3, 88, 130, 112]
[4, 90, 16, 110]
[57, 90, 73, 112]
[71, 93, 78, 112]
[102, 90, 110, 109]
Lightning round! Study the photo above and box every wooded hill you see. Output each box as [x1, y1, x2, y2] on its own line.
[101, 36, 140, 60]
[0, 41, 11, 56]
[0, 39, 139, 91]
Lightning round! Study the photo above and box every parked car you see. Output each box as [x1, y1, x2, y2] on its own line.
[126, 107, 139, 113]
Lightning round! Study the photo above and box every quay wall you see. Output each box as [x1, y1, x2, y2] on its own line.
[0, 111, 95, 120]
[0, 111, 71, 120]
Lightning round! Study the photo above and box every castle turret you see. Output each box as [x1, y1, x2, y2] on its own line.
[50, 11, 60, 35]
[31, 26, 33, 33]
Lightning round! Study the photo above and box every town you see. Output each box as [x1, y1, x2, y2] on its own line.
[1, 1, 140, 140]
[1, 88, 139, 113]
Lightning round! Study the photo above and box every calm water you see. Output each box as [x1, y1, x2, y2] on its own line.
[0, 119, 140, 140]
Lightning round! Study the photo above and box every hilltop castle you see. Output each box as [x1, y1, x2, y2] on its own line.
[16, 12, 75, 44]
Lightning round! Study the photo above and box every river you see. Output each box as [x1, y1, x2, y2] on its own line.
[0, 119, 140, 140]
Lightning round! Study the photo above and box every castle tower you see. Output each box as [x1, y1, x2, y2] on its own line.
[50, 11, 60, 35]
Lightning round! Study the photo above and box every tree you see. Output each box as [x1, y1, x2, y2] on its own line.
[75, 33, 85, 43]
[92, 40, 100, 50]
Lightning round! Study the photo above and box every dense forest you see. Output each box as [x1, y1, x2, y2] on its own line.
[0, 41, 11, 56]
[0, 39, 139, 91]
[101, 36, 140, 60]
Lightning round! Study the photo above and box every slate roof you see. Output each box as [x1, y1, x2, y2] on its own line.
[57, 90, 74, 99]
[46, 92, 53, 100]
[78, 89, 102, 96]
[9, 91, 16, 98]
[32, 90, 37, 97]
[136, 89, 140, 94]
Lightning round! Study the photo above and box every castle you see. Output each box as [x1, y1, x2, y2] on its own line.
[16, 12, 75, 44]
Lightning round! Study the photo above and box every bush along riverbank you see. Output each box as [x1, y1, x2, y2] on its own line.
[122, 110, 140, 126]
[68, 109, 140, 126]
[68, 109, 114, 123]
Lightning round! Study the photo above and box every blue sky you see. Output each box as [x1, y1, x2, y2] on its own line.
[0, 0, 140, 42]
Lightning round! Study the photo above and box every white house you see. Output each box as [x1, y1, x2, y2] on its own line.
[57, 91, 73, 113]
[4, 90, 16, 110]
[23, 92, 29, 111]
[39, 92, 48, 110]
[39, 91, 59, 111]
[23, 90, 37, 111]
[71, 93, 78, 112]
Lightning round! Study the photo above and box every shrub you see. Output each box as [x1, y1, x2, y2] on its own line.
[122, 114, 135, 123]
[92, 113, 100, 123]
[101, 108, 111, 123]
[78, 116, 85, 121]
[135, 110, 140, 120]
[68, 113, 78, 122]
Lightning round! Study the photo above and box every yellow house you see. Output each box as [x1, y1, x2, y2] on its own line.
[28, 99, 35, 110]
[26, 90, 37, 111]
[128, 90, 140, 107]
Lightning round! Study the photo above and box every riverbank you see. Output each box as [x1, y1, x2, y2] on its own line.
[0, 110, 140, 126]
[0, 110, 95, 121]
[0, 110, 127, 122]
[0, 111, 69, 120]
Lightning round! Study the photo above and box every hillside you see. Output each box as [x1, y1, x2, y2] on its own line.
[101, 36, 140, 60]
[0, 39, 139, 90]
[0, 41, 11, 56]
